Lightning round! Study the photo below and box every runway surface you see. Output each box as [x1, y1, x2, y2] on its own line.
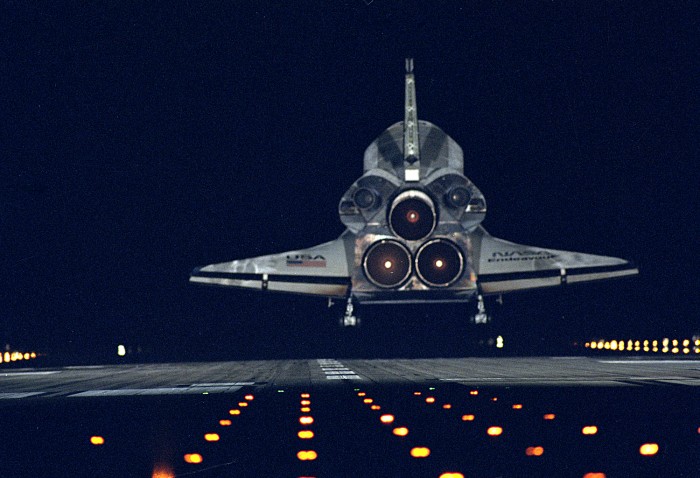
[1, 357, 699, 477]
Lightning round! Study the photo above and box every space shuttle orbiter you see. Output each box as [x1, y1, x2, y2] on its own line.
[191, 59, 638, 325]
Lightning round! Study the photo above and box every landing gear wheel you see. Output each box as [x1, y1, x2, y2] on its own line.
[340, 296, 360, 327]
[472, 294, 491, 324]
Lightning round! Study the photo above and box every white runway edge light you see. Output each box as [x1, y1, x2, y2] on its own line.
[363, 240, 412, 288]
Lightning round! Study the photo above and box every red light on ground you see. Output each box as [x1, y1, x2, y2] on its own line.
[461, 414, 475, 421]
[90, 436, 105, 446]
[525, 446, 544, 456]
[543, 414, 556, 420]
[204, 433, 220, 442]
[297, 450, 318, 461]
[244, 394, 254, 401]
[219, 419, 232, 426]
[392, 427, 409, 436]
[299, 416, 314, 425]
[639, 443, 659, 456]
[184, 453, 203, 464]
[487, 426, 503, 436]
[410, 447, 431, 458]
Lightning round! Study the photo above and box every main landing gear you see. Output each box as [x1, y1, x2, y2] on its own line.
[339, 296, 359, 327]
[472, 294, 492, 324]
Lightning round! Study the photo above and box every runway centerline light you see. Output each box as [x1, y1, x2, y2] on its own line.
[425, 397, 435, 403]
[229, 409, 241, 415]
[410, 447, 431, 458]
[461, 414, 475, 421]
[525, 446, 544, 456]
[244, 394, 254, 401]
[439, 474, 465, 478]
[299, 416, 314, 425]
[583, 474, 606, 478]
[238, 402, 248, 407]
[184, 454, 203, 464]
[301, 393, 310, 398]
[392, 427, 409, 436]
[582, 426, 598, 435]
[380, 414, 395, 424]
[204, 433, 220, 442]
[300, 407, 311, 412]
[90, 436, 105, 446]
[298, 430, 314, 439]
[543, 414, 556, 420]
[363, 398, 373, 404]
[470, 390, 478, 395]
[512, 404, 523, 410]
[219, 420, 232, 426]
[639, 443, 659, 456]
[487, 426, 503, 436]
[442, 403, 452, 409]
[301, 400, 311, 405]
[297, 450, 318, 461]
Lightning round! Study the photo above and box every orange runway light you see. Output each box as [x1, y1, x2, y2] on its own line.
[639, 443, 659, 456]
[301, 400, 311, 405]
[470, 390, 479, 395]
[582, 426, 598, 435]
[298, 430, 314, 439]
[543, 414, 556, 420]
[525, 446, 544, 456]
[439, 473, 465, 478]
[461, 414, 475, 421]
[299, 416, 314, 425]
[90, 436, 105, 446]
[300, 407, 311, 412]
[297, 450, 318, 461]
[219, 419, 232, 426]
[442, 404, 452, 409]
[583, 473, 606, 478]
[491, 397, 498, 402]
[392, 427, 409, 436]
[413, 391, 422, 396]
[357, 392, 366, 397]
[244, 394, 254, 400]
[371, 405, 381, 410]
[152, 464, 175, 478]
[184, 453, 203, 464]
[425, 396, 436, 403]
[238, 402, 248, 407]
[204, 433, 220, 442]
[363, 398, 373, 404]
[512, 404, 523, 410]
[410, 447, 431, 458]
[229, 409, 241, 415]
[487, 426, 503, 436]
[301, 393, 310, 398]
[380, 414, 395, 424]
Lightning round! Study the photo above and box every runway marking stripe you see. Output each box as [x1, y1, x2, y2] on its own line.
[1, 371, 60, 376]
[317, 359, 362, 380]
[0, 392, 44, 399]
[69, 386, 242, 397]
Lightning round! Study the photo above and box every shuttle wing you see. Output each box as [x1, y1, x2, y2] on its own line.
[475, 228, 638, 295]
[190, 232, 354, 298]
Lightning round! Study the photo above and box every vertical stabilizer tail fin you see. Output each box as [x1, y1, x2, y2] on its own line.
[403, 58, 420, 182]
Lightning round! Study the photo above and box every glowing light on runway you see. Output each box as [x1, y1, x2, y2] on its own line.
[204, 433, 220, 442]
[90, 436, 105, 445]
[358, 392, 366, 397]
[229, 409, 241, 415]
[582, 426, 598, 435]
[461, 414, 475, 421]
[525, 446, 544, 456]
[184, 454, 203, 464]
[639, 443, 659, 456]
[299, 416, 314, 425]
[301, 407, 311, 412]
[371, 405, 381, 410]
[585, 337, 700, 354]
[439, 473, 465, 478]
[297, 450, 317, 461]
[410, 447, 430, 458]
[512, 404, 523, 410]
[380, 414, 395, 424]
[392, 427, 409, 436]
[413, 391, 421, 396]
[238, 402, 248, 407]
[301, 393, 310, 398]
[425, 397, 435, 403]
[442, 403, 452, 409]
[470, 390, 478, 396]
[244, 394, 254, 401]
[363, 398, 373, 404]
[583, 473, 606, 478]
[543, 414, 556, 420]
[152, 464, 174, 478]
[301, 400, 311, 405]
[219, 419, 231, 426]
[487, 426, 503, 436]
[298, 430, 314, 439]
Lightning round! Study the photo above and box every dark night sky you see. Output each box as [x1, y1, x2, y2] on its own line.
[1, 2, 697, 362]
